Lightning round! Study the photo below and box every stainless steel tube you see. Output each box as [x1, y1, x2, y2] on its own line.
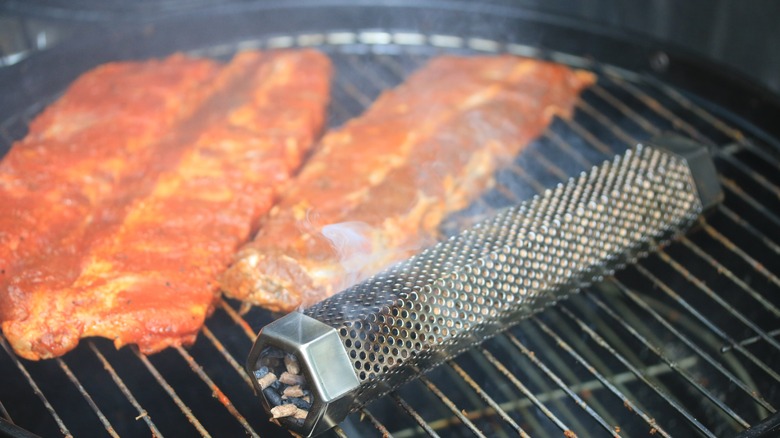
[247, 137, 722, 436]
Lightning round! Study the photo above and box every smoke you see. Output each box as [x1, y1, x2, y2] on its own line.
[321, 221, 375, 274]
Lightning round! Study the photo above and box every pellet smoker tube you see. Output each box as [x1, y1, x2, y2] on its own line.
[247, 136, 722, 436]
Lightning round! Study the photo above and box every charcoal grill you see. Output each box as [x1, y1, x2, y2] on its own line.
[1, 2, 779, 437]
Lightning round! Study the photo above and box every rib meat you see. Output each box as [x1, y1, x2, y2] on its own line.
[1, 50, 332, 360]
[1, 55, 221, 312]
[220, 56, 595, 312]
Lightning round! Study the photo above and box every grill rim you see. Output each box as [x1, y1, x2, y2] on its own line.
[2, 2, 780, 154]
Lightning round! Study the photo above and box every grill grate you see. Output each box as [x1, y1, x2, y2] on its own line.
[1, 33, 779, 437]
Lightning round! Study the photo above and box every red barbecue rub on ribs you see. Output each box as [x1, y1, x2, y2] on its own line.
[220, 56, 596, 312]
[1, 55, 221, 309]
[0, 50, 332, 360]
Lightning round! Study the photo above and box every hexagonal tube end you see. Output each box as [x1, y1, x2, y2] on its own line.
[247, 312, 360, 437]
[649, 133, 723, 211]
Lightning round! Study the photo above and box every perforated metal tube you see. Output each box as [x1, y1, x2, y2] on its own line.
[247, 138, 721, 437]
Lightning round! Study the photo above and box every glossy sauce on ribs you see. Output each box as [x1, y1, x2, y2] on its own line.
[0, 50, 332, 359]
[220, 56, 595, 312]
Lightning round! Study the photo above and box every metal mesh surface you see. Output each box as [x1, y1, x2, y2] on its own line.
[307, 145, 703, 401]
[0, 29, 779, 438]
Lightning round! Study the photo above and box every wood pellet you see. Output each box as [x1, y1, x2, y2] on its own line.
[258, 347, 312, 425]
[279, 371, 306, 386]
[283, 385, 305, 398]
[257, 372, 277, 390]
[285, 354, 301, 375]
[294, 408, 308, 420]
[270, 404, 298, 418]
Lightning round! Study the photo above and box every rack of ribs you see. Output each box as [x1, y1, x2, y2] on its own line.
[0, 49, 332, 360]
[220, 55, 595, 312]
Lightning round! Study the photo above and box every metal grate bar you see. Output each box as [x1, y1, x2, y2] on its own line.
[88, 342, 163, 437]
[580, 296, 690, 412]
[652, 79, 780, 169]
[201, 327, 254, 388]
[699, 220, 780, 289]
[519, 322, 623, 430]
[218, 299, 256, 340]
[584, 290, 751, 428]
[634, 264, 780, 383]
[680, 237, 780, 316]
[333, 425, 349, 438]
[466, 349, 696, 433]
[418, 375, 487, 437]
[327, 89, 356, 127]
[358, 408, 394, 437]
[588, 84, 663, 136]
[543, 304, 654, 414]
[650, 79, 760, 147]
[467, 349, 550, 434]
[0, 401, 10, 422]
[133, 348, 210, 437]
[723, 330, 780, 353]
[436, 367, 502, 433]
[541, 130, 593, 168]
[334, 74, 374, 109]
[718, 153, 780, 196]
[174, 346, 260, 438]
[500, 334, 597, 433]
[392, 373, 509, 438]
[575, 99, 637, 146]
[718, 177, 780, 230]
[602, 74, 713, 144]
[447, 361, 530, 437]
[506, 163, 546, 194]
[503, 332, 621, 436]
[526, 148, 568, 180]
[609, 278, 776, 412]
[375, 54, 414, 80]
[654, 81, 744, 143]
[656, 250, 780, 353]
[562, 117, 614, 155]
[559, 304, 712, 436]
[480, 348, 573, 434]
[391, 392, 441, 438]
[55, 358, 119, 438]
[531, 316, 670, 437]
[0, 336, 71, 437]
[717, 204, 780, 253]
[733, 139, 780, 171]
[345, 53, 394, 90]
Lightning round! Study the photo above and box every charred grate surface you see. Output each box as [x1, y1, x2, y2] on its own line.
[0, 31, 779, 438]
